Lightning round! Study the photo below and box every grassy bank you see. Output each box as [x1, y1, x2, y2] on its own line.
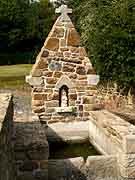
[0, 64, 32, 90]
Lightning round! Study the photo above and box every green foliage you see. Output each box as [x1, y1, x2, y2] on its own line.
[0, 0, 55, 65]
[70, 0, 135, 90]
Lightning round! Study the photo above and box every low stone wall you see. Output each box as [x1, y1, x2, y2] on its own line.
[89, 110, 135, 179]
[0, 93, 15, 180]
[14, 118, 49, 180]
[48, 155, 118, 180]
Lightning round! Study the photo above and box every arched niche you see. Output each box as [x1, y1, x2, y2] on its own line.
[59, 85, 69, 107]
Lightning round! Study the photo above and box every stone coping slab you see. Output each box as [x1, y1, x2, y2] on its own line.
[0, 93, 12, 131]
[90, 110, 135, 143]
[46, 121, 89, 143]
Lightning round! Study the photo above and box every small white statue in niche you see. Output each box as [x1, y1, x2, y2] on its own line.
[61, 89, 68, 107]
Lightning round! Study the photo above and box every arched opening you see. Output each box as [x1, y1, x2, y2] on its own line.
[59, 85, 69, 107]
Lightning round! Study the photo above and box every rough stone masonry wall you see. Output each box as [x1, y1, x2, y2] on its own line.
[27, 10, 98, 123]
[14, 116, 49, 180]
[0, 93, 15, 180]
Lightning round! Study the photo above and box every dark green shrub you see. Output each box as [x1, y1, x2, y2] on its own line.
[70, 0, 135, 90]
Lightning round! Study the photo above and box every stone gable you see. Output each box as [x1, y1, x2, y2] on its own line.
[26, 5, 99, 123]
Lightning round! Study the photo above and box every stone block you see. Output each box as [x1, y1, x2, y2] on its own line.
[60, 47, 69, 52]
[46, 101, 59, 108]
[79, 47, 87, 57]
[84, 104, 94, 111]
[69, 73, 77, 79]
[46, 85, 55, 88]
[45, 108, 55, 113]
[48, 62, 62, 71]
[69, 100, 75, 106]
[78, 75, 87, 80]
[43, 71, 53, 77]
[40, 160, 48, 169]
[33, 106, 45, 114]
[45, 38, 59, 51]
[32, 100, 44, 107]
[46, 78, 57, 85]
[70, 47, 79, 54]
[62, 64, 75, 72]
[33, 94, 47, 101]
[60, 39, 66, 47]
[76, 80, 88, 86]
[31, 69, 42, 77]
[69, 93, 77, 100]
[61, 57, 82, 64]
[56, 52, 63, 57]
[37, 59, 48, 69]
[87, 68, 96, 74]
[33, 88, 44, 93]
[53, 71, 63, 78]
[64, 51, 71, 57]
[83, 96, 95, 104]
[52, 93, 59, 100]
[67, 28, 80, 46]
[50, 27, 64, 38]
[41, 50, 49, 58]
[44, 89, 53, 94]
[71, 53, 78, 58]
[76, 66, 86, 75]
[86, 156, 118, 179]
[79, 105, 83, 111]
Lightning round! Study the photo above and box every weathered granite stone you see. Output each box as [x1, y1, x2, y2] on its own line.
[41, 50, 49, 57]
[32, 100, 44, 107]
[67, 28, 80, 46]
[50, 27, 64, 38]
[33, 93, 47, 101]
[43, 71, 53, 77]
[45, 37, 59, 51]
[76, 66, 86, 75]
[69, 73, 77, 79]
[36, 59, 48, 69]
[79, 47, 87, 57]
[69, 93, 77, 100]
[46, 78, 57, 84]
[33, 106, 45, 114]
[54, 71, 63, 78]
[63, 64, 75, 72]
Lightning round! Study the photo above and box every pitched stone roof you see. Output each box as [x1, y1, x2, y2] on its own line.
[31, 5, 95, 76]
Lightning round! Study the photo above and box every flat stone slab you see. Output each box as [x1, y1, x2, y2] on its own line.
[46, 121, 89, 143]
[90, 110, 135, 142]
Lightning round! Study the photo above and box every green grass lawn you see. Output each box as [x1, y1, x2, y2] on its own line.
[0, 64, 32, 90]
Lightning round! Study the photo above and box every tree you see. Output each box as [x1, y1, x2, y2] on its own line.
[0, 0, 55, 64]
[70, 0, 135, 90]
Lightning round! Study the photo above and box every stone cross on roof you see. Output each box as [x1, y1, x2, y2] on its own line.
[55, 5, 72, 15]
